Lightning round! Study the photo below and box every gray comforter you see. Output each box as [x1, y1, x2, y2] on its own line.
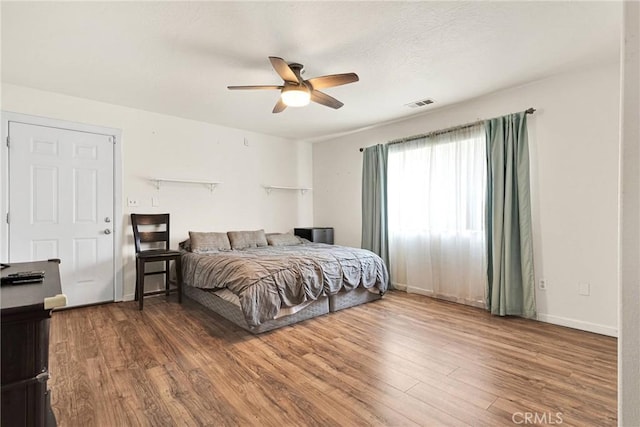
[181, 243, 388, 327]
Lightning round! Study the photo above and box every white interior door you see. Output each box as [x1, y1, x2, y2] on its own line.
[8, 121, 115, 307]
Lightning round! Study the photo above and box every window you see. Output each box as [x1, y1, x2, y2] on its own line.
[387, 123, 486, 306]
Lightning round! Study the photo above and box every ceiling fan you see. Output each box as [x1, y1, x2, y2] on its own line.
[227, 56, 359, 113]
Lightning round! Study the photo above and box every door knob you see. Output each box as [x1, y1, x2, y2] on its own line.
[105, 217, 111, 223]
[104, 229, 111, 235]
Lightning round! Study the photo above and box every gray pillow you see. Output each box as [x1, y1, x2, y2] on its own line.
[189, 231, 231, 253]
[267, 233, 302, 246]
[227, 229, 268, 250]
[179, 239, 191, 251]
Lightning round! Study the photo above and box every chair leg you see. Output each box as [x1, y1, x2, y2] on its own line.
[137, 258, 145, 311]
[175, 257, 183, 304]
[165, 260, 171, 297]
[134, 261, 139, 302]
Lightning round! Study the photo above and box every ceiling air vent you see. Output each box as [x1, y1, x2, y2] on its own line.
[406, 98, 435, 108]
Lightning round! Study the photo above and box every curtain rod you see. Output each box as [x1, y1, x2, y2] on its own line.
[359, 107, 536, 152]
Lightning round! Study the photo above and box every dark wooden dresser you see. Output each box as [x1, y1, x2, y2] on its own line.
[294, 227, 334, 244]
[1, 260, 67, 427]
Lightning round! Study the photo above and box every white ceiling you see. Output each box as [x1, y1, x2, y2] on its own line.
[1, 1, 621, 141]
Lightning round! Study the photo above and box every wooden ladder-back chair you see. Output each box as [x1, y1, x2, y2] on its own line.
[130, 213, 182, 310]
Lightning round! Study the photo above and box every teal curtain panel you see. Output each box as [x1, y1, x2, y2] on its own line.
[361, 144, 389, 270]
[485, 111, 536, 318]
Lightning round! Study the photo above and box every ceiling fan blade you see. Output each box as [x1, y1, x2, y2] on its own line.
[272, 98, 287, 114]
[306, 73, 359, 90]
[269, 56, 300, 83]
[227, 85, 283, 90]
[310, 90, 344, 109]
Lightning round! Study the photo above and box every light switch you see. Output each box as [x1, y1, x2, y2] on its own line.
[152, 196, 160, 207]
[578, 283, 590, 296]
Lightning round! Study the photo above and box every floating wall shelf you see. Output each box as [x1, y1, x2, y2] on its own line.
[263, 185, 312, 195]
[150, 178, 222, 192]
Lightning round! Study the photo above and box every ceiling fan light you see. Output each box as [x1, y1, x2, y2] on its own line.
[281, 87, 310, 107]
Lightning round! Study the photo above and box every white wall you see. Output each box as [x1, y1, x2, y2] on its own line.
[312, 62, 620, 336]
[619, 1, 640, 424]
[1, 83, 313, 299]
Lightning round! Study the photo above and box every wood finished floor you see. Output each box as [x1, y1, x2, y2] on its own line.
[49, 291, 617, 426]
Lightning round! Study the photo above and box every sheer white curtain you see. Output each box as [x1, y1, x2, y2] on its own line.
[387, 123, 486, 307]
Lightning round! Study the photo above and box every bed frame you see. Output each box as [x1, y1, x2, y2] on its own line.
[184, 285, 382, 334]
[329, 288, 381, 312]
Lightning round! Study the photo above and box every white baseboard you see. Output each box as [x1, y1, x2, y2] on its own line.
[536, 313, 618, 337]
[121, 285, 170, 303]
[404, 286, 437, 298]
[391, 283, 407, 291]
[401, 284, 485, 309]
[392, 283, 618, 338]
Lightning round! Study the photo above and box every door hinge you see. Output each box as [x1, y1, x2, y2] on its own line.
[5, 212, 8, 224]
[6, 136, 9, 148]
[110, 136, 115, 144]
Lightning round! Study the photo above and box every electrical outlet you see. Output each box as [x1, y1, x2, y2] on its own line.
[539, 279, 547, 290]
[579, 283, 590, 296]
[127, 197, 139, 207]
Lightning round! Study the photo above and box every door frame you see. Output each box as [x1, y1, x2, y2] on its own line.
[1, 111, 124, 301]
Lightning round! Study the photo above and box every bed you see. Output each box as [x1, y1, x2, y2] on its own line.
[179, 230, 388, 333]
